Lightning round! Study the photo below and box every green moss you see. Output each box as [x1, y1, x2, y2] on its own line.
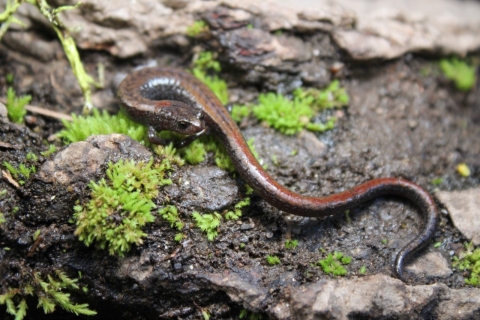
[0, 270, 96, 320]
[74, 159, 172, 256]
[0, 212, 5, 224]
[285, 239, 298, 250]
[440, 58, 476, 91]
[5, 87, 31, 124]
[192, 68, 229, 105]
[3, 161, 36, 185]
[250, 80, 347, 135]
[224, 197, 250, 221]
[231, 105, 252, 123]
[431, 177, 443, 186]
[186, 20, 209, 37]
[41, 144, 57, 157]
[26, 152, 38, 161]
[194, 51, 221, 73]
[316, 251, 352, 276]
[179, 139, 207, 165]
[58, 109, 148, 144]
[192, 211, 222, 241]
[159, 205, 184, 230]
[293, 80, 350, 110]
[192, 51, 229, 104]
[452, 242, 480, 286]
[358, 265, 367, 275]
[266, 255, 281, 265]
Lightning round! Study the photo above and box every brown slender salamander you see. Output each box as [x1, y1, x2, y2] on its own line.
[117, 66, 438, 280]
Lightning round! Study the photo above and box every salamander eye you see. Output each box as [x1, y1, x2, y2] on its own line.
[178, 121, 190, 129]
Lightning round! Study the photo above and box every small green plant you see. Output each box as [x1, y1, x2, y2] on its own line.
[0, 270, 96, 320]
[41, 144, 57, 157]
[231, 105, 252, 123]
[174, 233, 184, 242]
[1, 1, 101, 113]
[293, 80, 350, 110]
[224, 197, 250, 221]
[192, 211, 222, 241]
[186, 20, 209, 37]
[74, 159, 172, 256]
[0, 212, 5, 224]
[250, 80, 347, 135]
[179, 139, 207, 164]
[5, 87, 31, 124]
[316, 251, 352, 276]
[159, 205, 184, 230]
[192, 51, 228, 105]
[266, 255, 281, 265]
[431, 177, 443, 186]
[452, 242, 480, 286]
[26, 152, 38, 161]
[194, 51, 221, 72]
[285, 239, 298, 250]
[3, 161, 36, 185]
[58, 109, 147, 144]
[358, 265, 367, 275]
[439, 58, 476, 91]
[434, 242, 442, 248]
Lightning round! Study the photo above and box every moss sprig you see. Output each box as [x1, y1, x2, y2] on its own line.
[74, 159, 172, 256]
[0, 270, 96, 320]
[316, 251, 352, 276]
[5, 87, 31, 124]
[58, 109, 147, 144]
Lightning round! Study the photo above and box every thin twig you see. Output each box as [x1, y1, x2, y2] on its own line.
[0, 97, 73, 121]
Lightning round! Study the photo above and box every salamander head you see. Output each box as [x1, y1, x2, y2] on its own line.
[156, 101, 206, 136]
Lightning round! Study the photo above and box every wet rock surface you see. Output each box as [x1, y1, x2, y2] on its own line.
[437, 188, 480, 245]
[0, 0, 479, 319]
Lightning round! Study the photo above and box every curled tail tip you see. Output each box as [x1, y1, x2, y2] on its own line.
[394, 253, 406, 281]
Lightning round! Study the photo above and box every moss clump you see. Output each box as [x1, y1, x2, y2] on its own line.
[248, 80, 348, 135]
[74, 159, 172, 256]
[5, 87, 31, 124]
[186, 20, 209, 37]
[453, 242, 480, 286]
[158, 205, 184, 230]
[41, 144, 58, 157]
[0, 270, 96, 320]
[285, 239, 298, 250]
[58, 109, 147, 144]
[266, 255, 281, 265]
[316, 251, 352, 276]
[192, 51, 229, 105]
[440, 58, 476, 91]
[3, 161, 36, 185]
[224, 197, 250, 221]
[192, 211, 222, 241]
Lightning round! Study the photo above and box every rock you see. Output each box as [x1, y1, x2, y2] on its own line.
[0, 102, 7, 120]
[298, 130, 327, 158]
[38, 134, 152, 186]
[405, 251, 452, 278]
[290, 274, 446, 320]
[199, 269, 268, 311]
[2, 31, 61, 62]
[165, 165, 240, 212]
[7, 0, 480, 60]
[435, 287, 480, 320]
[437, 188, 480, 245]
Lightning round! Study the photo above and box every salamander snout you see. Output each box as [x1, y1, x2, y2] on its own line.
[175, 110, 206, 136]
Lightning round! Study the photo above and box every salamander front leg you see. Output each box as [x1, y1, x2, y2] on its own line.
[147, 126, 170, 145]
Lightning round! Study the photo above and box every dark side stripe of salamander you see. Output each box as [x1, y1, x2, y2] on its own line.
[117, 67, 439, 280]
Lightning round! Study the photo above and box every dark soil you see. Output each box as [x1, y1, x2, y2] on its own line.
[0, 26, 479, 320]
